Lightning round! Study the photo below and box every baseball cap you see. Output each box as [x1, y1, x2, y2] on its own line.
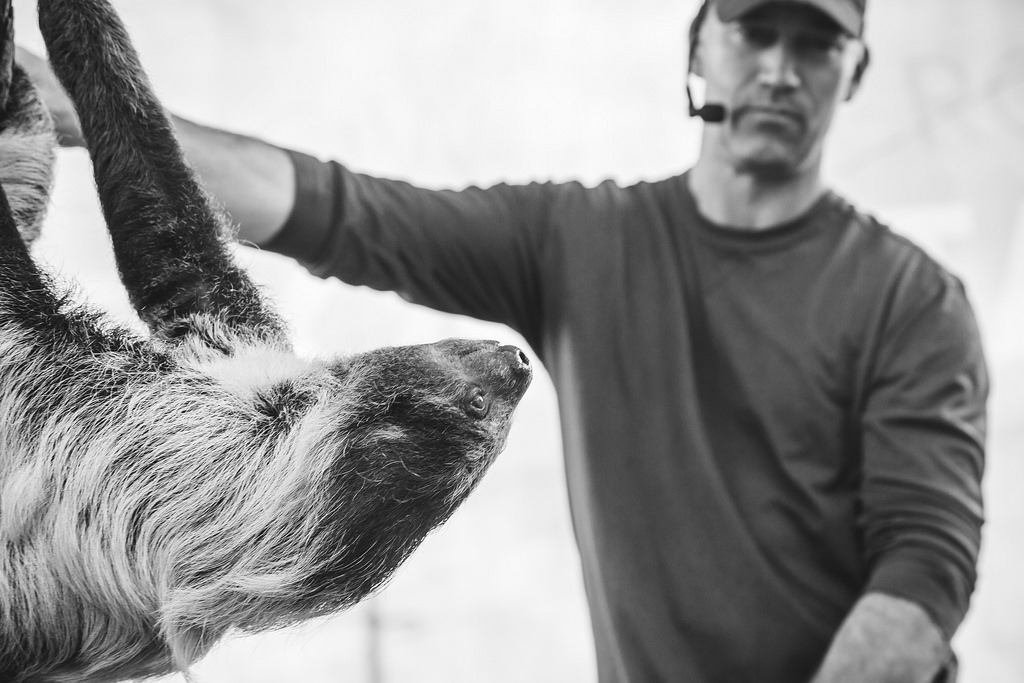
[714, 0, 866, 36]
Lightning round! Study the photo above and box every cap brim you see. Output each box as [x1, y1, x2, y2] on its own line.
[715, 0, 863, 36]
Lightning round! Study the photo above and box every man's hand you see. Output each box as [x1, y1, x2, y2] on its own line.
[16, 45, 84, 146]
[811, 592, 950, 683]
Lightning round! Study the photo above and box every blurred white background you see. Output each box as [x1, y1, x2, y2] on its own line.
[11, 0, 1023, 681]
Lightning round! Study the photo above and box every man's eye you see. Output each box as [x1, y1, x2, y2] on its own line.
[795, 32, 843, 55]
[735, 23, 778, 49]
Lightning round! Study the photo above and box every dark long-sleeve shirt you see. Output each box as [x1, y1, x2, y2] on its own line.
[265, 151, 987, 683]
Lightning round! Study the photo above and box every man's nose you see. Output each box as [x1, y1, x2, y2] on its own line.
[756, 42, 800, 90]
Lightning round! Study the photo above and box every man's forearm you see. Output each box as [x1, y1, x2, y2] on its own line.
[811, 592, 949, 683]
[16, 44, 295, 246]
[171, 117, 295, 245]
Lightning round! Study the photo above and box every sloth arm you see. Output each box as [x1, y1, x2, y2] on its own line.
[0, 70, 64, 337]
[0, 179, 63, 332]
[33, 2, 291, 351]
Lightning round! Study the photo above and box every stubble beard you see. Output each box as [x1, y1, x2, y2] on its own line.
[728, 129, 818, 182]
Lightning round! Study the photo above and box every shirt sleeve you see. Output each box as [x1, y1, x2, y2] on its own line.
[262, 148, 557, 346]
[859, 258, 988, 640]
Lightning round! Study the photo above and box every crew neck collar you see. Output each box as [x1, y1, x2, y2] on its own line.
[676, 172, 838, 250]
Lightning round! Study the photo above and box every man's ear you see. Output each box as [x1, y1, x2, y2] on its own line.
[690, 41, 706, 79]
[686, 1, 710, 79]
[844, 43, 870, 101]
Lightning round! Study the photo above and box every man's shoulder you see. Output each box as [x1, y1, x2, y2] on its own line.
[825, 193, 972, 325]
[825, 192, 956, 280]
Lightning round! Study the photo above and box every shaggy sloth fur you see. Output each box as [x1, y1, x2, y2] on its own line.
[0, 0, 532, 680]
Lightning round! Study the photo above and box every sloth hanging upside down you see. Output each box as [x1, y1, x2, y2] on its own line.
[0, 0, 532, 680]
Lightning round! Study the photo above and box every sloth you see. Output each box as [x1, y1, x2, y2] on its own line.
[0, 0, 532, 681]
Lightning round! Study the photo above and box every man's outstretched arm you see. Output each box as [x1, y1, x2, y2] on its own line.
[16, 45, 295, 245]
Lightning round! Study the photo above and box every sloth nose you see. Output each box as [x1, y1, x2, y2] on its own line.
[473, 342, 531, 380]
[489, 344, 532, 398]
[498, 344, 530, 371]
[489, 344, 532, 384]
[433, 338, 533, 396]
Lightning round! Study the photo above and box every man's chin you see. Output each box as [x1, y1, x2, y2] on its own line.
[725, 130, 818, 180]
[733, 155, 802, 181]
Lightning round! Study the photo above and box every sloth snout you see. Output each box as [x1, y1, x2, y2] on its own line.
[476, 343, 532, 397]
[499, 344, 530, 371]
[430, 338, 533, 397]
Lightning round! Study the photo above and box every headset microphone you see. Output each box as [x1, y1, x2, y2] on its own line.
[687, 91, 727, 123]
[686, 81, 727, 123]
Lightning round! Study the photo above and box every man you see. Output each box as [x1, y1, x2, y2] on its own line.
[22, 0, 986, 680]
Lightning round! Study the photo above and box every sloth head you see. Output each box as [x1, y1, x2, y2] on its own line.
[274, 338, 534, 608]
[335, 338, 533, 491]
[327, 338, 532, 521]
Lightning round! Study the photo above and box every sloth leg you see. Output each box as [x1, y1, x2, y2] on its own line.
[38, 0, 290, 353]
[0, 2, 59, 336]
[0, 175, 61, 338]
[0, 0, 55, 245]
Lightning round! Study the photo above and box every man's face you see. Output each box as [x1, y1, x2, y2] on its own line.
[695, 2, 865, 178]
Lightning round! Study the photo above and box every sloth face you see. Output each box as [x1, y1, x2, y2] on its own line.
[330, 338, 533, 501]
[256, 338, 535, 608]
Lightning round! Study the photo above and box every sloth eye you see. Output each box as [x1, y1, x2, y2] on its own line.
[464, 391, 490, 419]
